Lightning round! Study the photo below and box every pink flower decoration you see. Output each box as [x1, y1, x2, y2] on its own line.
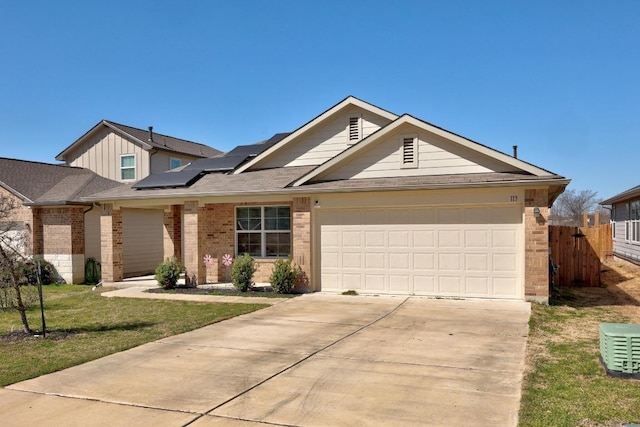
[222, 253, 233, 267]
[203, 254, 214, 266]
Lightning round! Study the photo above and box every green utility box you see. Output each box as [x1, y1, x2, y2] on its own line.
[599, 323, 640, 378]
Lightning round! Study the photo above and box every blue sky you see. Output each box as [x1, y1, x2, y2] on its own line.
[1, 1, 638, 201]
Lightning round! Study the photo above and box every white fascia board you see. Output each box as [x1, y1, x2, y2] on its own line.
[233, 96, 398, 174]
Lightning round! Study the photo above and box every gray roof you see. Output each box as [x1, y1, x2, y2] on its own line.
[0, 157, 122, 205]
[600, 184, 640, 205]
[84, 166, 317, 201]
[56, 120, 221, 161]
[83, 167, 567, 203]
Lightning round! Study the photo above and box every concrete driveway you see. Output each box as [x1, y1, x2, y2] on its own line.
[1, 294, 530, 426]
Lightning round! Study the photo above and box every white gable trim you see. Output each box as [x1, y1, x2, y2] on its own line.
[292, 114, 555, 187]
[233, 96, 398, 174]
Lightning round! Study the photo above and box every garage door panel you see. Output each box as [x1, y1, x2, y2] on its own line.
[365, 252, 385, 268]
[466, 254, 489, 271]
[365, 230, 385, 247]
[466, 277, 490, 295]
[389, 252, 410, 269]
[438, 230, 461, 248]
[492, 230, 517, 248]
[413, 253, 435, 270]
[319, 205, 522, 299]
[493, 254, 517, 272]
[389, 275, 411, 292]
[413, 230, 435, 248]
[439, 276, 462, 294]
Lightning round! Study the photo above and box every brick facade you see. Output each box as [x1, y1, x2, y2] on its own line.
[293, 197, 312, 291]
[163, 205, 182, 262]
[524, 188, 549, 303]
[0, 187, 33, 254]
[101, 203, 123, 282]
[183, 201, 207, 284]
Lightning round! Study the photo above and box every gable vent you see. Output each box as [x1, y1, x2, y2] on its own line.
[403, 137, 415, 164]
[349, 117, 359, 141]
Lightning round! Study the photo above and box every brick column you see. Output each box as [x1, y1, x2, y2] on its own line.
[163, 205, 182, 261]
[101, 203, 123, 282]
[524, 188, 549, 303]
[31, 207, 43, 256]
[293, 197, 312, 292]
[183, 201, 206, 284]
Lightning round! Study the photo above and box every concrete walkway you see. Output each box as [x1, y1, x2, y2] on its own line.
[1, 293, 530, 426]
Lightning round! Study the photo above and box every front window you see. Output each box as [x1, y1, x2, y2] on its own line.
[236, 206, 291, 257]
[120, 154, 136, 180]
[627, 200, 640, 243]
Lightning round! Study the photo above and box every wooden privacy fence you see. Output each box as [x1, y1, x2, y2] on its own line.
[548, 214, 612, 287]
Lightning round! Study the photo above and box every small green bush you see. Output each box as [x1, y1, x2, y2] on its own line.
[231, 253, 256, 292]
[18, 258, 60, 285]
[155, 257, 183, 289]
[269, 258, 298, 294]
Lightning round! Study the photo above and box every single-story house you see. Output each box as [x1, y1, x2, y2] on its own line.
[85, 96, 569, 302]
[601, 185, 640, 265]
[1, 122, 222, 282]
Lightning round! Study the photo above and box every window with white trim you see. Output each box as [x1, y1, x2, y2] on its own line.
[400, 134, 418, 168]
[626, 200, 640, 243]
[236, 206, 291, 257]
[170, 157, 182, 169]
[347, 115, 361, 143]
[120, 154, 136, 181]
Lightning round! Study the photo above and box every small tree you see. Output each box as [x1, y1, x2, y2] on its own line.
[0, 195, 33, 334]
[155, 257, 183, 289]
[550, 188, 599, 226]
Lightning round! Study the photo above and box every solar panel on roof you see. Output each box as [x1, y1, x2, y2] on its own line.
[132, 169, 203, 189]
[224, 132, 291, 158]
[183, 155, 248, 172]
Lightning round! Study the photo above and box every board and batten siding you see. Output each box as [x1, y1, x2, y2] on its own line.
[64, 128, 150, 182]
[314, 125, 516, 181]
[122, 208, 164, 277]
[257, 107, 393, 169]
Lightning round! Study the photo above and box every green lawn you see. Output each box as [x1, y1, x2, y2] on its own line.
[0, 285, 268, 387]
[519, 289, 640, 426]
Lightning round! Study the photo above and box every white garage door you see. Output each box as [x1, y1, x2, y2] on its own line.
[122, 208, 164, 277]
[319, 205, 522, 299]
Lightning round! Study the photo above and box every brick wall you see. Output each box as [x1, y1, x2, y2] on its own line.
[183, 201, 207, 284]
[524, 188, 549, 303]
[293, 197, 312, 291]
[31, 206, 85, 283]
[0, 187, 33, 254]
[101, 203, 123, 282]
[163, 205, 182, 261]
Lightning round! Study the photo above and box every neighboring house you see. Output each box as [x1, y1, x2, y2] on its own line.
[0, 158, 121, 283]
[55, 120, 222, 183]
[1, 122, 222, 283]
[601, 185, 640, 264]
[86, 96, 569, 303]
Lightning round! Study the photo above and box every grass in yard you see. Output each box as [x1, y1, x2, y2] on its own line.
[519, 260, 640, 427]
[147, 285, 295, 298]
[0, 284, 268, 387]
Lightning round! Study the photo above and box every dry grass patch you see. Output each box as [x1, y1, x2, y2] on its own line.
[519, 260, 640, 426]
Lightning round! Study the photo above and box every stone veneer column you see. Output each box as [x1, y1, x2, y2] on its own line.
[183, 201, 206, 284]
[163, 205, 182, 261]
[100, 203, 123, 282]
[293, 197, 312, 292]
[524, 188, 549, 303]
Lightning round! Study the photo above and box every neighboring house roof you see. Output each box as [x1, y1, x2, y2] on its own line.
[0, 157, 122, 205]
[55, 120, 221, 161]
[600, 184, 640, 205]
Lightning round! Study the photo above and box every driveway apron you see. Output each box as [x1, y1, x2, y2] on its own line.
[3, 294, 530, 426]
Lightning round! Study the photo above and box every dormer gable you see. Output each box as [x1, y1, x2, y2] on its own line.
[234, 96, 398, 173]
